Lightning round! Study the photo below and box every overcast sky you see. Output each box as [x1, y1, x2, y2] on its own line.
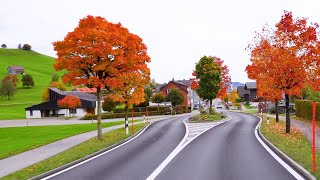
[1, 0, 319, 83]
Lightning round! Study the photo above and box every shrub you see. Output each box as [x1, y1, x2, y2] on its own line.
[208, 107, 215, 115]
[177, 105, 187, 113]
[22, 44, 31, 50]
[164, 107, 171, 115]
[22, 74, 35, 87]
[269, 107, 276, 114]
[295, 100, 320, 122]
[236, 98, 242, 103]
[81, 113, 98, 120]
[113, 108, 125, 113]
[174, 106, 183, 114]
[102, 98, 118, 112]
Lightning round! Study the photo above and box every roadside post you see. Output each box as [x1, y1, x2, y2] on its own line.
[261, 109, 263, 122]
[312, 101, 316, 173]
[146, 108, 148, 123]
[143, 115, 146, 123]
[132, 109, 134, 135]
[267, 114, 270, 124]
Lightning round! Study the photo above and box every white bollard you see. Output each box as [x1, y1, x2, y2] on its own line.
[267, 114, 270, 124]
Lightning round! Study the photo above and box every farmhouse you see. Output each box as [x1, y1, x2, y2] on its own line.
[7, 66, 24, 75]
[237, 81, 258, 102]
[159, 79, 201, 108]
[25, 88, 97, 119]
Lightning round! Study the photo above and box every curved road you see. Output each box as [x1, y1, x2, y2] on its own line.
[43, 112, 302, 180]
[156, 112, 297, 180]
[47, 115, 190, 180]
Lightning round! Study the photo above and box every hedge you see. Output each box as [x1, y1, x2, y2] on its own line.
[81, 110, 166, 120]
[295, 100, 320, 122]
[113, 106, 169, 113]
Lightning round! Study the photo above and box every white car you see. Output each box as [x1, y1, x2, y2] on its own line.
[216, 103, 223, 109]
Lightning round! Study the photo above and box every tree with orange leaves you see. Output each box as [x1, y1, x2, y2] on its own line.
[246, 11, 320, 133]
[107, 71, 150, 135]
[53, 15, 150, 139]
[57, 95, 82, 117]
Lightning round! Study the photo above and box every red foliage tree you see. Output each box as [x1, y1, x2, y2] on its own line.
[53, 15, 150, 139]
[246, 11, 320, 133]
[57, 95, 82, 117]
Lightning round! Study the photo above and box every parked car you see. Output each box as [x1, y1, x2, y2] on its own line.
[216, 103, 223, 109]
[193, 104, 199, 110]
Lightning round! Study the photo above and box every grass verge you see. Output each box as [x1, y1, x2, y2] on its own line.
[260, 117, 320, 178]
[2, 123, 146, 180]
[188, 113, 225, 123]
[0, 120, 141, 160]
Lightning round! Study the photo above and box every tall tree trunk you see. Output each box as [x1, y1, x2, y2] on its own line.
[285, 94, 290, 133]
[125, 104, 129, 135]
[210, 99, 212, 107]
[275, 99, 279, 122]
[97, 87, 103, 140]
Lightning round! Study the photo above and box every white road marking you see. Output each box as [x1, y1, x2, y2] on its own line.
[254, 117, 305, 180]
[147, 120, 228, 180]
[41, 123, 153, 180]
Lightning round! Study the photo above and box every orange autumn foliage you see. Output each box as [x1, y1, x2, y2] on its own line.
[57, 95, 82, 109]
[106, 71, 150, 107]
[53, 15, 150, 139]
[246, 11, 320, 133]
[53, 15, 150, 90]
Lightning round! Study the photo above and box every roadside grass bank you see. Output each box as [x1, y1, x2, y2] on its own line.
[260, 117, 320, 178]
[188, 113, 225, 123]
[0, 120, 141, 160]
[2, 123, 146, 180]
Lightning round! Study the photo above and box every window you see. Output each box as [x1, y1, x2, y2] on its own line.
[69, 108, 77, 114]
[166, 89, 170, 94]
[30, 110, 33, 116]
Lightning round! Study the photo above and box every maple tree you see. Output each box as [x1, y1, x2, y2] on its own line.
[57, 95, 82, 117]
[2, 75, 19, 87]
[246, 11, 320, 133]
[107, 71, 149, 134]
[53, 15, 150, 139]
[191, 56, 222, 107]
[228, 90, 239, 103]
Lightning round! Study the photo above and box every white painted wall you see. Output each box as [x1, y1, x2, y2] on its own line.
[26, 110, 41, 119]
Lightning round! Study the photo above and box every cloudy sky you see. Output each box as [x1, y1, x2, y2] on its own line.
[1, 0, 319, 83]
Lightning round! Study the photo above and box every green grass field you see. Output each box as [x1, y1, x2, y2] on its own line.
[2, 123, 146, 180]
[261, 117, 320, 178]
[0, 120, 141, 160]
[0, 49, 63, 119]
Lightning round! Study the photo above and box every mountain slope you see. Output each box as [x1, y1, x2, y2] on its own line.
[0, 49, 62, 119]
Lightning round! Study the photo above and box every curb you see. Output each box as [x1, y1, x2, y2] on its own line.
[186, 113, 231, 123]
[229, 111, 316, 180]
[30, 123, 152, 180]
[257, 120, 316, 180]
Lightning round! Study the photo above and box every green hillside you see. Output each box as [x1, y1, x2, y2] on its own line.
[0, 49, 63, 119]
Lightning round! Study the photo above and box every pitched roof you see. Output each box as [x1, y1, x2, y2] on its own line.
[50, 88, 97, 101]
[245, 82, 257, 89]
[176, 79, 193, 86]
[159, 81, 188, 93]
[7, 66, 24, 70]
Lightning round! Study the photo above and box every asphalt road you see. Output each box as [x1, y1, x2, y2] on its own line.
[45, 112, 301, 180]
[156, 112, 297, 180]
[48, 114, 190, 180]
